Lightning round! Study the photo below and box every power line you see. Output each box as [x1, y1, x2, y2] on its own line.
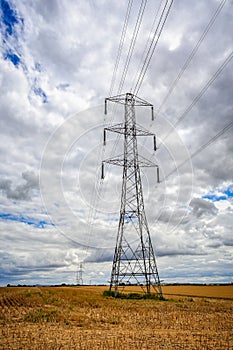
[132, 0, 174, 95]
[85, 2, 135, 253]
[138, 0, 228, 155]
[130, 0, 165, 92]
[158, 0, 228, 112]
[134, 0, 171, 154]
[160, 49, 233, 146]
[117, 0, 148, 95]
[108, 0, 133, 97]
[132, 0, 171, 94]
[101, 1, 145, 213]
[162, 118, 233, 182]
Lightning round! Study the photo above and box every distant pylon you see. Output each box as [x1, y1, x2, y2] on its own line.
[76, 262, 83, 285]
[102, 93, 162, 297]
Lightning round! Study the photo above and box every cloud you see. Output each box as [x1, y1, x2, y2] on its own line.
[0, 171, 38, 200]
[0, 0, 232, 286]
[189, 198, 218, 218]
[84, 249, 113, 263]
[157, 245, 204, 258]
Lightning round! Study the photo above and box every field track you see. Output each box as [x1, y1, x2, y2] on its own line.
[0, 285, 232, 349]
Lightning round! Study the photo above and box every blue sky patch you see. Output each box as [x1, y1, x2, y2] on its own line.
[0, 0, 19, 36]
[0, 213, 54, 228]
[4, 52, 20, 66]
[34, 62, 42, 72]
[34, 87, 48, 103]
[202, 185, 233, 202]
[223, 186, 233, 198]
[203, 194, 227, 202]
[56, 83, 70, 91]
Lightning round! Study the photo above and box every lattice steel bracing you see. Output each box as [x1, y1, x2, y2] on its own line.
[102, 93, 162, 297]
[76, 263, 83, 286]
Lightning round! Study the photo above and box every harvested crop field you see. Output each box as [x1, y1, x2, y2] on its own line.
[0, 285, 232, 349]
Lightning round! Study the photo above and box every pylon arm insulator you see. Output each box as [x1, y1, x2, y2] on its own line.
[151, 106, 154, 121]
[104, 99, 107, 115]
[157, 167, 160, 183]
[101, 162, 104, 179]
[103, 129, 106, 145]
[154, 135, 157, 151]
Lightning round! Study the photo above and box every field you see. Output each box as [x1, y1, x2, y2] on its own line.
[0, 285, 232, 349]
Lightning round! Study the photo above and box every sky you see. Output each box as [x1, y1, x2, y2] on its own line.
[0, 0, 232, 286]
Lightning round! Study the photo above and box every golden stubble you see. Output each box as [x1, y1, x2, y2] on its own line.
[0, 285, 232, 349]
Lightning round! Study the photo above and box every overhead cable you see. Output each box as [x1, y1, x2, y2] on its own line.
[160, 49, 233, 146]
[85, 1, 134, 256]
[108, 0, 133, 97]
[132, 0, 174, 95]
[163, 119, 233, 182]
[158, 0, 228, 112]
[130, 0, 165, 92]
[117, 0, 148, 95]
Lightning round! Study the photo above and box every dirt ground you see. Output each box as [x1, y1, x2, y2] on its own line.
[0, 285, 232, 349]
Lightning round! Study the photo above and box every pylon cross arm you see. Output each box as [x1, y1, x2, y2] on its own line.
[105, 93, 153, 107]
[103, 155, 158, 168]
[105, 123, 154, 136]
[105, 93, 155, 120]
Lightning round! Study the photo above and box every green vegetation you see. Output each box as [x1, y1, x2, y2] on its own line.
[103, 289, 165, 300]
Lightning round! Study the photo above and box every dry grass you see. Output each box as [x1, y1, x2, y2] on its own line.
[162, 285, 233, 299]
[0, 285, 232, 349]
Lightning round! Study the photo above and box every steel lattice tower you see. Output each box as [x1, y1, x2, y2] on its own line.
[102, 93, 162, 297]
[76, 262, 83, 286]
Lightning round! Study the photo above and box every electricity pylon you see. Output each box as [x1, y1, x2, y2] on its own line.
[76, 262, 83, 285]
[102, 92, 162, 297]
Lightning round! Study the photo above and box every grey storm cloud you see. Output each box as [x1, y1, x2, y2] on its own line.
[157, 207, 189, 225]
[0, 171, 38, 200]
[84, 248, 113, 263]
[157, 246, 204, 258]
[189, 198, 218, 218]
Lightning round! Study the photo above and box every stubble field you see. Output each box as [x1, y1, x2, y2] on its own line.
[0, 285, 232, 350]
